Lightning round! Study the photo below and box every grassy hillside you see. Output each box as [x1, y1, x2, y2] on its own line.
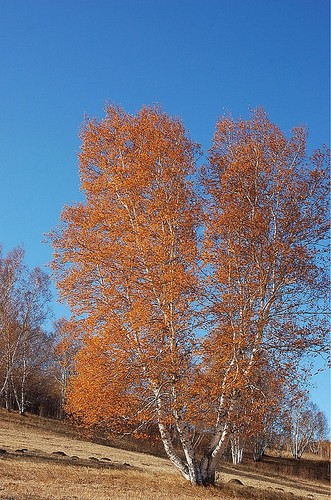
[0, 409, 329, 500]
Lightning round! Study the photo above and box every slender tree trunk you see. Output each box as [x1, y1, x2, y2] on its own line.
[4, 383, 10, 410]
[253, 437, 267, 461]
[19, 357, 27, 415]
[3, 358, 12, 410]
[230, 435, 243, 465]
[11, 378, 21, 413]
[157, 419, 191, 481]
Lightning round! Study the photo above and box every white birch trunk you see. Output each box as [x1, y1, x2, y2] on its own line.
[230, 435, 244, 465]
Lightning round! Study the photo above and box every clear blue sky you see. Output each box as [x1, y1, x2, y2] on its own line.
[0, 0, 329, 422]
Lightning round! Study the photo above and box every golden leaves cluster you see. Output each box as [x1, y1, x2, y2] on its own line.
[50, 106, 329, 435]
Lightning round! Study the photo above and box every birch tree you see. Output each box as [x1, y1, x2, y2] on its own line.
[50, 105, 329, 486]
[200, 108, 329, 479]
[52, 318, 78, 417]
[288, 393, 328, 459]
[0, 246, 25, 408]
[0, 247, 51, 413]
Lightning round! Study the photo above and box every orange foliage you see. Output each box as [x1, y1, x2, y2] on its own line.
[50, 105, 201, 431]
[201, 108, 329, 413]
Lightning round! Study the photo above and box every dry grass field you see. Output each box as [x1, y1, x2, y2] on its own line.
[0, 409, 329, 500]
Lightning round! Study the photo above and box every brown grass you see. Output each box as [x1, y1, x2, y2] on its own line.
[0, 455, 224, 500]
[0, 409, 329, 500]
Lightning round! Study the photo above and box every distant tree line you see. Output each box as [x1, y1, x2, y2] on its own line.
[0, 246, 70, 418]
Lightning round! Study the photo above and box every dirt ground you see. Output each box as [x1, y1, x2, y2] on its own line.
[0, 410, 329, 499]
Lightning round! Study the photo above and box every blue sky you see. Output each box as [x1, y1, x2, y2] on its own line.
[0, 0, 329, 421]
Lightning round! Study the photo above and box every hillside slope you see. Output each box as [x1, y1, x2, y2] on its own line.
[0, 409, 329, 500]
